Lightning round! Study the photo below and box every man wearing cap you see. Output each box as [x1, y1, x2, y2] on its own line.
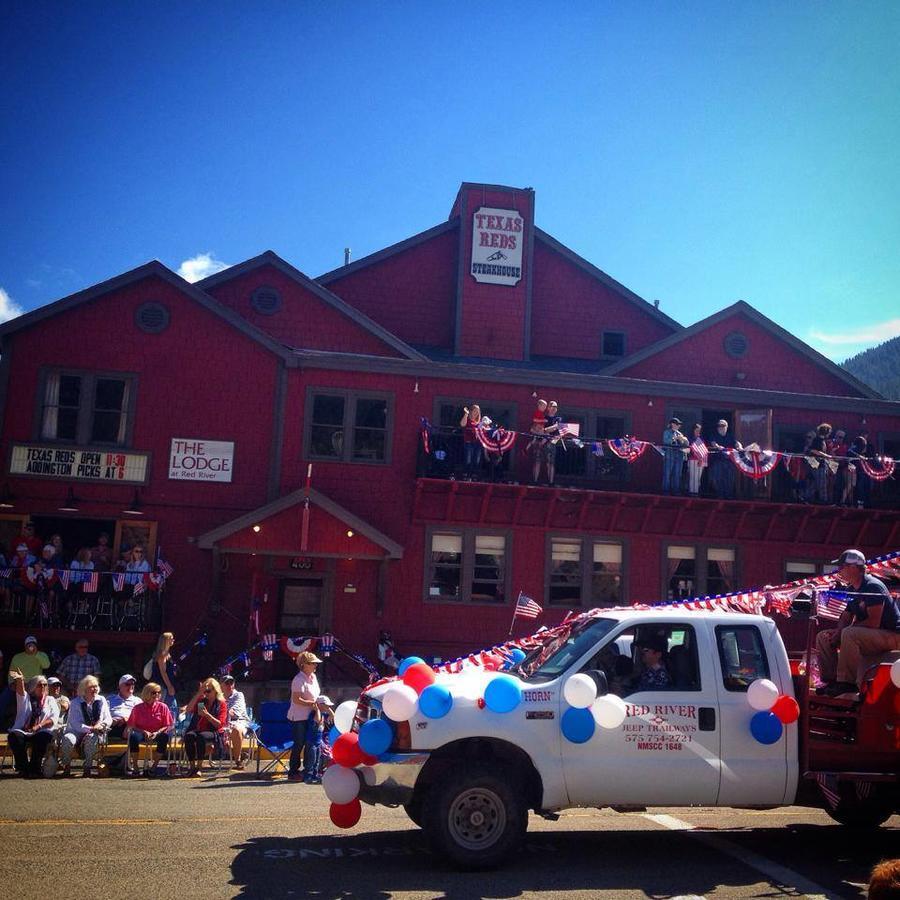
[662, 417, 689, 495]
[9, 636, 51, 682]
[636, 635, 672, 691]
[815, 549, 900, 696]
[56, 639, 101, 696]
[47, 676, 70, 718]
[708, 419, 739, 499]
[107, 675, 141, 739]
[287, 650, 321, 782]
[221, 675, 251, 769]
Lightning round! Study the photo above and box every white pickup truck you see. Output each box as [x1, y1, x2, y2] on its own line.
[351, 606, 900, 869]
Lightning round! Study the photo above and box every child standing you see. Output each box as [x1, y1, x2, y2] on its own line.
[304, 695, 334, 784]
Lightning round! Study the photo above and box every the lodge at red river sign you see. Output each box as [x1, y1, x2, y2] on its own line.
[9, 443, 149, 483]
[471, 207, 524, 286]
[169, 438, 234, 482]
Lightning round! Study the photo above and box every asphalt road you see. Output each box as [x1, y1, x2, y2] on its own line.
[0, 770, 897, 899]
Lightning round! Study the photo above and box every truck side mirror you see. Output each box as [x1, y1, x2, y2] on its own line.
[587, 670, 609, 697]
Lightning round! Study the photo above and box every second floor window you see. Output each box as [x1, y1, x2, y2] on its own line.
[40, 371, 132, 446]
[426, 528, 509, 604]
[305, 390, 392, 464]
[547, 537, 624, 607]
[666, 545, 737, 600]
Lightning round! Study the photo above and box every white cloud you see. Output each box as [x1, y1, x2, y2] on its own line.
[0, 287, 24, 323]
[177, 253, 230, 283]
[809, 318, 900, 346]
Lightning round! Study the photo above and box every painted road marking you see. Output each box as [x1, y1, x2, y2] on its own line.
[0, 815, 312, 826]
[641, 813, 831, 899]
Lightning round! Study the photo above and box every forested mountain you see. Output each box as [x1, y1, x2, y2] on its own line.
[842, 335, 900, 399]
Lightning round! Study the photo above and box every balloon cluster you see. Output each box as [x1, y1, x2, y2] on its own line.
[746, 678, 799, 744]
[892, 659, 900, 690]
[560, 674, 628, 743]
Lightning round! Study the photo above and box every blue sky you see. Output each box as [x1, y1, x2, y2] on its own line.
[2, 2, 898, 362]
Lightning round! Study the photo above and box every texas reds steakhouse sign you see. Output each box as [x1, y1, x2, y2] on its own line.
[470, 207, 524, 286]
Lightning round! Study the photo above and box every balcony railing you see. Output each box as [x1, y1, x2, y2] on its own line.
[416, 426, 900, 510]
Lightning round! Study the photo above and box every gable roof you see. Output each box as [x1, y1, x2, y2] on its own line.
[196, 487, 403, 558]
[0, 260, 294, 361]
[197, 250, 426, 361]
[317, 219, 459, 284]
[602, 300, 882, 399]
[534, 228, 682, 332]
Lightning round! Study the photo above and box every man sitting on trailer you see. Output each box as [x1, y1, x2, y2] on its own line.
[815, 548, 900, 697]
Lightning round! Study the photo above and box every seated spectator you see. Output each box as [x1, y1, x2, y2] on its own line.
[90, 531, 113, 572]
[60, 675, 112, 776]
[69, 547, 95, 583]
[107, 674, 140, 739]
[14, 521, 43, 556]
[636, 635, 672, 691]
[126, 682, 174, 776]
[221, 675, 250, 769]
[47, 676, 70, 719]
[56, 638, 102, 697]
[8, 670, 60, 778]
[182, 678, 228, 776]
[124, 545, 151, 585]
[42, 542, 63, 570]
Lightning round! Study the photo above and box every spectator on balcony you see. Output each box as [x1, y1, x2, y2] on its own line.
[662, 417, 689, 495]
[849, 431, 871, 508]
[221, 675, 250, 769]
[14, 521, 43, 556]
[70, 547, 95, 583]
[687, 423, 708, 497]
[50, 534, 66, 564]
[708, 419, 739, 499]
[47, 676, 70, 719]
[459, 404, 484, 481]
[56, 639, 102, 697]
[529, 398, 548, 483]
[809, 423, 834, 504]
[8, 670, 59, 777]
[829, 429, 852, 506]
[90, 531, 113, 572]
[543, 401, 564, 487]
[60, 674, 112, 776]
[108, 674, 141, 739]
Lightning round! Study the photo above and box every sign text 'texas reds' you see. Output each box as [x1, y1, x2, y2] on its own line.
[169, 438, 234, 482]
[471, 207, 524, 286]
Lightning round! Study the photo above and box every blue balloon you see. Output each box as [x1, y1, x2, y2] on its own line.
[484, 675, 522, 714]
[750, 711, 783, 745]
[419, 683, 453, 719]
[328, 725, 340, 746]
[358, 717, 393, 756]
[398, 656, 425, 676]
[510, 648, 527, 665]
[561, 707, 595, 744]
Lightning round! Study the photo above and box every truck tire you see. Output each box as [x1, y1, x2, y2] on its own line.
[825, 783, 895, 829]
[423, 764, 527, 870]
[403, 798, 424, 828]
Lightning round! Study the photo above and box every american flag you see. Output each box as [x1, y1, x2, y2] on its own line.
[82, 571, 100, 593]
[690, 437, 708, 466]
[515, 592, 543, 619]
[818, 590, 850, 621]
[156, 549, 174, 579]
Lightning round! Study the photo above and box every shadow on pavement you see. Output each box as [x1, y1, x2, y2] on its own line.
[228, 822, 898, 900]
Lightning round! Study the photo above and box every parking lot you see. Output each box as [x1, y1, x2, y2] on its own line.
[1, 771, 897, 899]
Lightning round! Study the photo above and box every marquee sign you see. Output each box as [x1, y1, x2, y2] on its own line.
[470, 206, 524, 286]
[10, 443, 149, 483]
[169, 438, 234, 482]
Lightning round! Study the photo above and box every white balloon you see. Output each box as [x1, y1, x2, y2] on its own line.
[453, 669, 488, 704]
[382, 683, 419, 721]
[322, 764, 360, 804]
[334, 700, 358, 734]
[747, 678, 780, 711]
[890, 658, 900, 689]
[591, 694, 627, 729]
[563, 674, 598, 709]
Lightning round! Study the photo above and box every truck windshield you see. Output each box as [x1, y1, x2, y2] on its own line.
[519, 617, 617, 683]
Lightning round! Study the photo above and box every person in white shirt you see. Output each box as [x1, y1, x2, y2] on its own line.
[221, 675, 250, 769]
[107, 674, 141, 739]
[60, 675, 112, 776]
[8, 670, 60, 778]
[287, 651, 321, 782]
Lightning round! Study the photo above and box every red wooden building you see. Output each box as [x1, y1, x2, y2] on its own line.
[1, 181, 898, 673]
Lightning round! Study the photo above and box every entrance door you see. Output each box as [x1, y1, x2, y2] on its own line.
[735, 408, 773, 499]
[279, 579, 323, 635]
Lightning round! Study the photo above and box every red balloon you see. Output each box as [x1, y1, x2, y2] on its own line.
[402, 662, 436, 694]
[330, 799, 362, 828]
[332, 732, 364, 768]
[771, 694, 800, 725]
[360, 751, 380, 767]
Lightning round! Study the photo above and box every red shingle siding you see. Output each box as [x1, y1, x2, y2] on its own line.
[205, 264, 405, 357]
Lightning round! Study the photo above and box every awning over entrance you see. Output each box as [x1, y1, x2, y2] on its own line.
[196, 488, 403, 559]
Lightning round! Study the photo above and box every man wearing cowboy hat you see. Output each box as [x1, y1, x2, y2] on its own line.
[815, 549, 900, 697]
[287, 650, 322, 782]
[662, 417, 689, 495]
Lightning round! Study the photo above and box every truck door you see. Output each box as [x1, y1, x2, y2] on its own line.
[712, 621, 792, 805]
[560, 620, 722, 807]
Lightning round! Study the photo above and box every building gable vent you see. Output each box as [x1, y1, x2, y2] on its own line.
[723, 331, 749, 359]
[251, 286, 282, 315]
[135, 302, 170, 334]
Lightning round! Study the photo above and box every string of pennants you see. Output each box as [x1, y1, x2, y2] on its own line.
[0, 564, 173, 595]
[419, 418, 896, 482]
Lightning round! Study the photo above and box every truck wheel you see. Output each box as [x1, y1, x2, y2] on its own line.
[825, 784, 895, 829]
[423, 764, 527, 870]
[403, 798, 423, 828]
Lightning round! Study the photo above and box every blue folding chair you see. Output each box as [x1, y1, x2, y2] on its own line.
[255, 701, 294, 776]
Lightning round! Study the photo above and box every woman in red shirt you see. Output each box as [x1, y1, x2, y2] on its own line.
[459, 404, 483, 480]
[182, 677, 228, 776]
[126, 682, 174, 776]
